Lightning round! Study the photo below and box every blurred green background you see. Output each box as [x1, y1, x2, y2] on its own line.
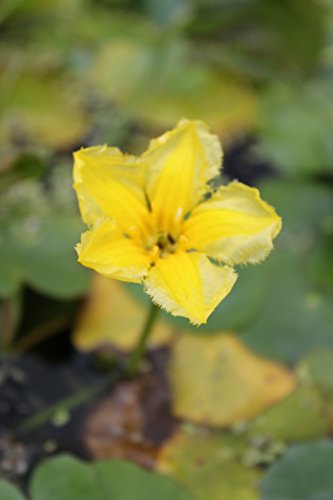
[1, 1, 333, 499]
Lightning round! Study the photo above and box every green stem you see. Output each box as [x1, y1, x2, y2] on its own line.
[127, 302, 159, 376]
[19, 370, 121, 434]
[17, 303, 159, 434]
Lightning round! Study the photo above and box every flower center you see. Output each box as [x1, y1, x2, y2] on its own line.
[156, 231, 177, 256]
[146, 229, 188, 263]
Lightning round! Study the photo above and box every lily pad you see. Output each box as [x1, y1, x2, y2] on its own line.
[93, 460, 192, 500]
[168, 332, 295, 426]
[258, 78, 333, 176]
[30, 455, 98, 500]
[0, 480, 25, 500]
[0, 214, 90, 299]
[30, 454, 192, 500]
[242, 181, 333, 363]
[261, 441, 333, 500]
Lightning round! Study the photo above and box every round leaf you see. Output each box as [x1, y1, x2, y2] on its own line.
[0, 480, 25, 500]
[30, 454, 100, 500]
[30, 454, 192, 500]
[261, 441, 333, 500]
[93, 460, 192, 500]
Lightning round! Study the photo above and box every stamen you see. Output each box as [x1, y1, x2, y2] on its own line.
[144, 190, 152, 212]
[167, 233, 176, 244]
[150, 244, 160, 263]
[175, 207, 183, 222]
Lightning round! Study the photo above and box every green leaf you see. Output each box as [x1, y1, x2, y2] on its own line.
[0, 480, 26, 500]
[30, 455, 100, 500]
[261, 441, 333, 500]
[0, 255, 22, 297]
[0, 215, 90, 299]
[242, 252, 333, 363]
[258, 78, 333, 175]
[93, 460, 192, 500]
[143, 0, 192, 27]
[21, 215, 90, 299]
[30, 454, 193, 500]
[307, 234, 333, 293]
[242, 181, 333, 363]
[297, 349, 333, 397]
[249, 386, 328, 443]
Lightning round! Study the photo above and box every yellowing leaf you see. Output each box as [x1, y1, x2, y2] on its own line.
[249, 386, 328, 443]
[73, 275, 173, 351]
[168, 333, 295, 426]
[157, 430, 260, 500]
[0, 73, 88, 149]
[89, 40, 256, 139]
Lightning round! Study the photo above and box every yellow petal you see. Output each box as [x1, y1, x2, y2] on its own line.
[143, 119, 222, 234]
[144, 251, 237, 325]
[73, 145, 149, 237]
[184, 181, 281, 265]
[76, 219, 151, 283]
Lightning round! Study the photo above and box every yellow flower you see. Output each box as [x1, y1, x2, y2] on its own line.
[73, 119, 281, 325]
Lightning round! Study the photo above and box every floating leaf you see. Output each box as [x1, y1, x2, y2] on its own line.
[249, 386, 328, 443]
[92, 460, 192, 500]
[30, 455, 98, 500]
[297, 349, 333, 397]
[307, 234, 333, 293]
[73, 276, 173, 352]
[158, 429, 260, 500]
[0, 480, 25, 500]
[0, 72, 88, 149]
[261, 441, 333, 500]
[242, 181, 333, 363]
[168, 333, 295, 426]
[89, 39, 256, 137]
[257, 78, 333, 175]
[0, 214, 90, 299]
[30, 454, 192, 500]
[242, 252, 333, 363]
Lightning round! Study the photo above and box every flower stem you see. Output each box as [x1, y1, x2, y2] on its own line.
[127, 302, 159, 376]
[19, 369, 121, 435]
[16, 304, 159, 434]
